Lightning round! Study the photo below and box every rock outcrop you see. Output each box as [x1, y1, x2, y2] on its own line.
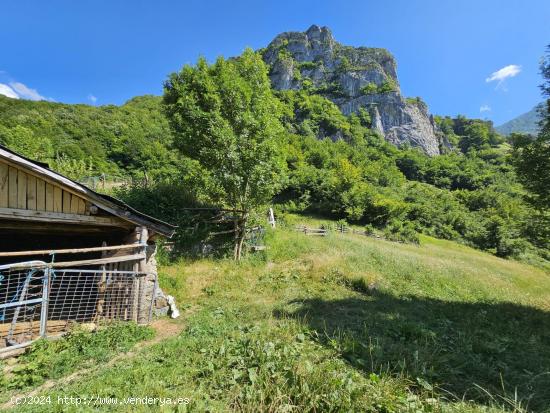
[262, 25, 441, 155]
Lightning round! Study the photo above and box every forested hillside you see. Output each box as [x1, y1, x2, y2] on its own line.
[0, 53, 548, 267]
[0, 94, 178, 180]
[496, 103, 543, 136]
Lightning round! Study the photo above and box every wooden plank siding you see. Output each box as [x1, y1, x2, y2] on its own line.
[0, 162, 8, 208]
[17, 169, 27, 209]
[36, 179, 45, 211]
[62, 190, 71, 213]
[0, 159, 89, 215]
[8, 167, 17, 208]
[53, 186, 63, 212]
[1, 146, 176, 237]
[27, 174, 37, 210]
[45, 183, 54, 211]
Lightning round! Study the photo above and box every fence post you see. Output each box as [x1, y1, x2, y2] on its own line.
[39, 268, 50, 338]
[268, 208, 276, 229]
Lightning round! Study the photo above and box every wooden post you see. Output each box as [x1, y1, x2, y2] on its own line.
[268, 208, 276, 229]
[39, 268, 50, 337]
[96, 241, 107, 323]
[135, 227, 159, 324]
[133, 226, 148, 322]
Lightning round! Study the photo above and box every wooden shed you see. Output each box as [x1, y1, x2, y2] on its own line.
[0, 145, 176, 355]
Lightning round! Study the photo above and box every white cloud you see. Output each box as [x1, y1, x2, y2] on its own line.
[0, 83, 19, 99]
[480, 105, 491, 113]
[485, 64, 521, 90]
[0, 79, 49, 101]
[9, 81, 46, 100]
[88, 94, 97, 104]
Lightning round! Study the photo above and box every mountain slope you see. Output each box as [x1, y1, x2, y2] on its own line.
[495, 103, 543, 136]
[261, 25, 441, 155]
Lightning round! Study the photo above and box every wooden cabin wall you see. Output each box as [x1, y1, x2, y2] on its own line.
[0, 160, 88, 215]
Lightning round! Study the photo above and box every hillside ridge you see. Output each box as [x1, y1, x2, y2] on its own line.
[495, 103, 543, 136]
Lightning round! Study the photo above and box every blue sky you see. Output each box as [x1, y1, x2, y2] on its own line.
[1, 0, 549, 125]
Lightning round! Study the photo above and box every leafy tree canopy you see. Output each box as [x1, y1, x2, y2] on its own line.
[163, 49, 287, 258]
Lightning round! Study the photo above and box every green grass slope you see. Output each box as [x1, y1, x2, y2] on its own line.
[4, 217, 550, 412]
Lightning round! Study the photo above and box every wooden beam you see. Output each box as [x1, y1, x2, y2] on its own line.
[0, 207, 134, 228]
[5, 253, 145, 269]
[0, 222, 128, 234]
[0, 243, 144, 258]
[51, 253, 145, 268]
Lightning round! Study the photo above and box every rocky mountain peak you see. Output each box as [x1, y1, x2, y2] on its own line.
[261, 25, 441, 155]
[305, 24, 334, 45]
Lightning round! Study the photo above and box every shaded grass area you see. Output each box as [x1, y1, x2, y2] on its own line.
[6, 218, 550, 412]
[275, 294, 550, 411]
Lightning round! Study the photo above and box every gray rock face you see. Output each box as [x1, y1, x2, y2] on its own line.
[262, 25, 441, 155]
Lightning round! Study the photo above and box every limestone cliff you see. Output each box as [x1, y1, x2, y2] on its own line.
[262, 25, 441, 155]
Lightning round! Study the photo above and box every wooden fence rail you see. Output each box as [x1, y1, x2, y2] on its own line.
[294, 226, 328, 236]
[293, 225, 388, 240]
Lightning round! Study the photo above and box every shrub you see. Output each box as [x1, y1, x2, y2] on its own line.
[364, 224, 375, 235]
[378, 78, 398, 93]
[384, 220, 420, 244]
[297, 61, 319, 70]
[360, 82, 378, 95]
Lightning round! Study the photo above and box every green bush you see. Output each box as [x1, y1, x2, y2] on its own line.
[364, 224, 375, 235]
[360, 82, 378, 95]
[378, 78, 398, 93]
[115, 182, 234, 257]
[384, 220, 420, 244]
[297, 61, 319, 70]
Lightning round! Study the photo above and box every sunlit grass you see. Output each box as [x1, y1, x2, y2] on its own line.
[7, 215, 550, 412]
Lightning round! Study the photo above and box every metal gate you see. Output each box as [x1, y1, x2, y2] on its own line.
[0, 261, 155, 355]
[0, 262, 48, 352]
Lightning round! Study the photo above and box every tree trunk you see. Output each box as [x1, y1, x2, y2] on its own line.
[236, 228, 246, 260]
[233, 213, 248, 261]
[233, 217, 240, 260]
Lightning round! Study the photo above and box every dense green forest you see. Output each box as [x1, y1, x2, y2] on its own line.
[0, 51, 548, 267]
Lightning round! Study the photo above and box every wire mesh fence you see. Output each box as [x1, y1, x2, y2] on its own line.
[0, 262, 155, 354]
[0, 266, 45, 349]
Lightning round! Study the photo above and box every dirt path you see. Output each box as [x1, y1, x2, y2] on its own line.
[1, 315, 190, 410]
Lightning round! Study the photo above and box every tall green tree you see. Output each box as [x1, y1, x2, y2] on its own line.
[163, 49, 286, 259]
[512, 45, 550, 209]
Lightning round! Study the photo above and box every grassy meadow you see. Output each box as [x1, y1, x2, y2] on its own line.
[2, 215, 550, 412]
